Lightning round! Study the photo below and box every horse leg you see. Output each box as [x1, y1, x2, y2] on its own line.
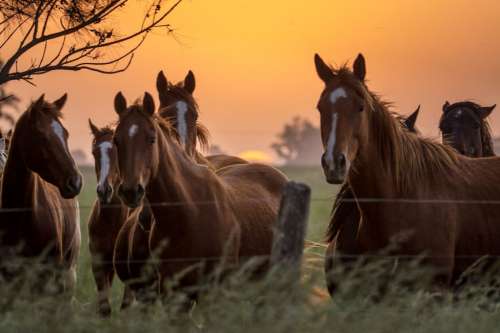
[120, 284, 135, 310]
[92, 262, 113, 316]
[325, 218, 359, 296]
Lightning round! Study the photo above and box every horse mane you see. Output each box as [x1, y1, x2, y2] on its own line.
[163, 83, 200, 111]
[29, 99, 63, 119]
[481, 120, 495, 156]
[91, 125, 114, 144]
[333, 68, 469, 193]
[196, 122, 210, 152]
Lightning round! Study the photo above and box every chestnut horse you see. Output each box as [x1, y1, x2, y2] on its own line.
[88, 121, 144, 315]
[155, 70, 247, 169]
[113, 92, 287, 303]
[0, 94, 82, 292]
[440, 101, 496, 157]
[324, 106, 421, 294]
[315, 53, 500, 288]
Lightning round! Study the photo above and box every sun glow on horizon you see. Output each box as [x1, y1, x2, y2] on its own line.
[238, 150, 274, 164]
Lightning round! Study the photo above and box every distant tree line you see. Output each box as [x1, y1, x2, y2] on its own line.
[271, 116, 321, 166]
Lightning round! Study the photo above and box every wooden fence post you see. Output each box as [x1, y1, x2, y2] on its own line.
[270, 181, 311, 275]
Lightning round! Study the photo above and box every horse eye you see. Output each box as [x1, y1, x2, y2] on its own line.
[359, 106, 364, 112]
[149, 137, 156, 144]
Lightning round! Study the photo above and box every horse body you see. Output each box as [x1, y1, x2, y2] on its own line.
[113, 93, 287, 301]
[324, 108, 420, 294]
[315, 53, 500, 288]
[0, 95, 81, 292]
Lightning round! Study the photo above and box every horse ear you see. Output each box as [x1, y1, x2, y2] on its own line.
[478, 104, 496, 119]
[33, 94, 45, 110]
[114, 92, 127, 115]
[404, 105, 420, 131]
[88, 119, 100, 137]
[184, 70, 196, 94]
[156, 71, 168, 93]
[143, 92, 155, 116]
[353, 53, 366, 81]
[314, 53, 335, 84]
[53, 93, 67, 110]
[442, 101, 450, 113]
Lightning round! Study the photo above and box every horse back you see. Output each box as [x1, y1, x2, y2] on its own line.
[216, 163, 288, 257]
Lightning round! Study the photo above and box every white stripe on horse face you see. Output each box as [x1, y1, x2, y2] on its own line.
[128, 124, 138, 138]
[325, 113, 338, 164]
[176, 101, 189, 147]
[329, 87, 347, 105]
[98, 141, 113, 187]
[51, 120, 68, 152]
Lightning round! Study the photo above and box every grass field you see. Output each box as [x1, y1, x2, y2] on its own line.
[2, 166, 500, 332]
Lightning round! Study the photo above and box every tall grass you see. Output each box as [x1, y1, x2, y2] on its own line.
[0, 166, 498, 332]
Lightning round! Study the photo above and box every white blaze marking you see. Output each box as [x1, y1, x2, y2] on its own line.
[329, 87, 347, 105]
[325, 113, 338, 164]
[51, 120, 68, 152]
[176, 101, 188, 147]
[129, 124, 138, 138]
[98, 141, 112, 187]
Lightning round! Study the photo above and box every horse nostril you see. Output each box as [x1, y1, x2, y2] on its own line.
[321, 153, 328, 169]
[137, 184, 145, 197]
[336, 154, 346, 169]
[66, 175, 82, 193]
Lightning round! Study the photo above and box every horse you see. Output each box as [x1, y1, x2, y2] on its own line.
[314, 52, 500, 289]
[155, 70, 247, 169]
[440, 101, 496, 157]
[0, 94, 82, 293]
[323, 106, 421, 295]
[112, 92, 288, 305]
[88, 121, 143, 315]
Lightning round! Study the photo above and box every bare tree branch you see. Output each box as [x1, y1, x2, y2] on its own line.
[0, 0, 184, 85]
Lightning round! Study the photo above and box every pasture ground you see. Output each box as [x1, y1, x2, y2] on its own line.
[1, 166, 499, 332]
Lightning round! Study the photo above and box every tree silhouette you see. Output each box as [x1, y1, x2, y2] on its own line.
[0, 0, 183, 85]
[271, 116, 322, 166]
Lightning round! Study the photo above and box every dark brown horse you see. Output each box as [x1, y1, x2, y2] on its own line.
[0, 94, 82, 292]
[324, 106, 421, 295]
[112, 92, 287, 303]
[156, 70, 247, 169]
[315, 53, 500, 288]
[88, 121, 140, 315]
[440, 101, 496, 157]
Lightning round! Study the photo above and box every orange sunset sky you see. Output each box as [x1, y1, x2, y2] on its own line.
[6, 0, 500, 163]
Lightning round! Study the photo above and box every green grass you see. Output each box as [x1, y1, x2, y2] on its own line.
[1, 166, 499, 332]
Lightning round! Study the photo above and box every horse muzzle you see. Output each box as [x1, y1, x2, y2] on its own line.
[97, 182, 114, 205]
[60, 174, 83, 198]
[321, 152, 347, 184]
[118, 184, 145, 208]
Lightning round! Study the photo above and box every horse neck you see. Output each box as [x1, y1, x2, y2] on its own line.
[147, 124, 219, 222]
[1, 118, 35, 208]
[348, 105, 403, 198]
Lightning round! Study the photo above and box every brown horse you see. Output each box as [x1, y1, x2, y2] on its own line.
[324, 106, 421, 295]
[0, 94, 81, 292]
[88, 121, 143, 315]
[440, 101, 496, 157]
[112, 92, 287, 303]
[315, 53, 500, 288]
[156, 70, 247, 169]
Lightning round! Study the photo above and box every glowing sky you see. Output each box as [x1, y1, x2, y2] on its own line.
[7, 0, 500, 162]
